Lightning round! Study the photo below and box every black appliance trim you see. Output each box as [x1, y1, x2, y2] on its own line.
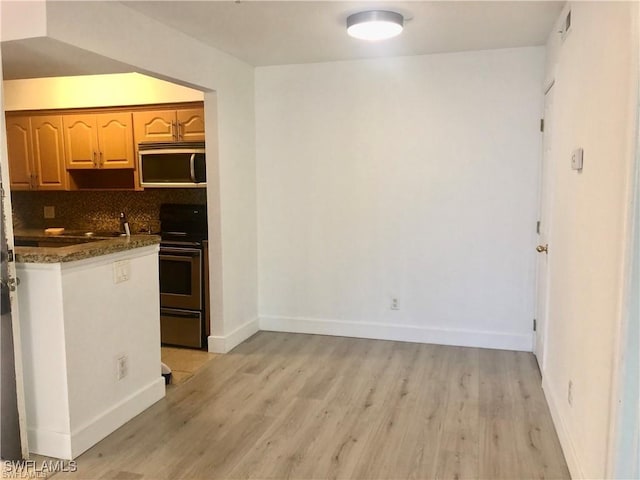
[158, 202, 208, 349]
[139, 141, 205, 150]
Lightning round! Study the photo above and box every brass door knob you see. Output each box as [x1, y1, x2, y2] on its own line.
[536, 244, 548, 253]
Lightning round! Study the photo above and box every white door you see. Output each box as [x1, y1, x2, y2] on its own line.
[0, 47, 29, 459]
[534, 83, 555, 370]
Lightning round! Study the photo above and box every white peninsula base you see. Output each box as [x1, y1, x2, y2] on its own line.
[16, 245, 165, 460]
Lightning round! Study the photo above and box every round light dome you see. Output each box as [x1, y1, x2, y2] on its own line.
[346, 11, 404, 41]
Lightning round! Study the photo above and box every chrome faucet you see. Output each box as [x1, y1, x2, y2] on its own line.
[119, 212, 131, 236]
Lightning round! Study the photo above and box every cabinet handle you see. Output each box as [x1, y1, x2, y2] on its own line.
[93, 151, 98, 168]
[178, 122, 183, 140]
[99, 151, 104, 167]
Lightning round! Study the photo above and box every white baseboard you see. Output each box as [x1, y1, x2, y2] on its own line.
[27, 429, 73, 460]
[259, 315, 532, 352]
[28, 378, 165, 460]
[70, 378, 165, 458]
[208, 317, 259, 353]
[542, 375, 583, 479]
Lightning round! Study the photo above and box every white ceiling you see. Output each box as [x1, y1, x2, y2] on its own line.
[1, 1, 564, 80]
[1, 38, 135, 80]
[121, 1, 564, 66]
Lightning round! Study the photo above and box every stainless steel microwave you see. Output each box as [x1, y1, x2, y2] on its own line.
[138, 142, 206, 188]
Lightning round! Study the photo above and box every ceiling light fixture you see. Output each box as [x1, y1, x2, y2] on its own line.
[346, 10, 404, 41]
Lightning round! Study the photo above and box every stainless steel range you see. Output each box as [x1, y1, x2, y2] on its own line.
[159, 204, 208, 349]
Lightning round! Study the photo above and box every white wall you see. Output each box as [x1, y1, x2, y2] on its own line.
[1, 1, 258, 353]
[541, 3, 639, 478]
[256, 47, 544, 351]
[3, 73, 203, 110]
[614, 142, 640, 477]
[0, 1, 46, 42]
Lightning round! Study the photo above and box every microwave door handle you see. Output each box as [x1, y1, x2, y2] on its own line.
[190, 153, 196, 182]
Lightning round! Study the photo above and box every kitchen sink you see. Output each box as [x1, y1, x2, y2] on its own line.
[58, 230, 126, 238]
[80, 231, 126, 238]
[14, 230, 128, 248]
[14, 237, 102, 248]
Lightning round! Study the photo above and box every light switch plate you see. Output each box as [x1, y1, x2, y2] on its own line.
[571, 148, 584, 171]
[113, 260, 131, 284]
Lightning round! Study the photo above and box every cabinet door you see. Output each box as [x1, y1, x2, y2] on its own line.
[64, 114, 99, 169]
[177, 108, 205, 142]
[5, 115, 33, 190]
[133, 110, 176, 144]
[31, 116, 67, 190]
[96, 112, 134, 169]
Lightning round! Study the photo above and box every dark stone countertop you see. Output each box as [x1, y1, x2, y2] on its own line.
[14, 229, 160, 264]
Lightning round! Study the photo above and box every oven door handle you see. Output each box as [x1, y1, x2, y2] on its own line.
[160, 247, 201, 257]
[161, 309, 201, 318]
[160, 255, 200, 263]
[162, 241, 203, 247]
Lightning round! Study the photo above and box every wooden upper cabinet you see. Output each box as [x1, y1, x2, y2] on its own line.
[96, 112, 134, 169]
[133, 110, 176, 144]
[64, 113, 134, 170]
[133, 106, 205, 144]
[5, 116, 33, 190]
[64, 114, 99, 169]
[5, 114, 67, 191]
[6, 103, 202, 191]
[177, 107, 205, 142]
[31, 116, 67, 190]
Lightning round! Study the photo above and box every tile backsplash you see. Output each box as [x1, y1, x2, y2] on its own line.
[11, 189, 207, 233]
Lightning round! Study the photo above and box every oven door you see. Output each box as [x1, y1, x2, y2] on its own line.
[159, 245, 202, 310]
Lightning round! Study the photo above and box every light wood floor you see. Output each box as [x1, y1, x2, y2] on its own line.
[161, 346, 217, 385]
[53, 332, 570, 479]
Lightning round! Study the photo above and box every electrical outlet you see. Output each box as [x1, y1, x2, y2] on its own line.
[568, 380, 573, 406]
[44, 206, 55, 219]
[391, 297, 400, 310]
[117, 355, 128, 380]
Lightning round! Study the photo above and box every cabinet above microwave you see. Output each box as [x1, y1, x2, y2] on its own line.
[133, 108, 205, 144]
